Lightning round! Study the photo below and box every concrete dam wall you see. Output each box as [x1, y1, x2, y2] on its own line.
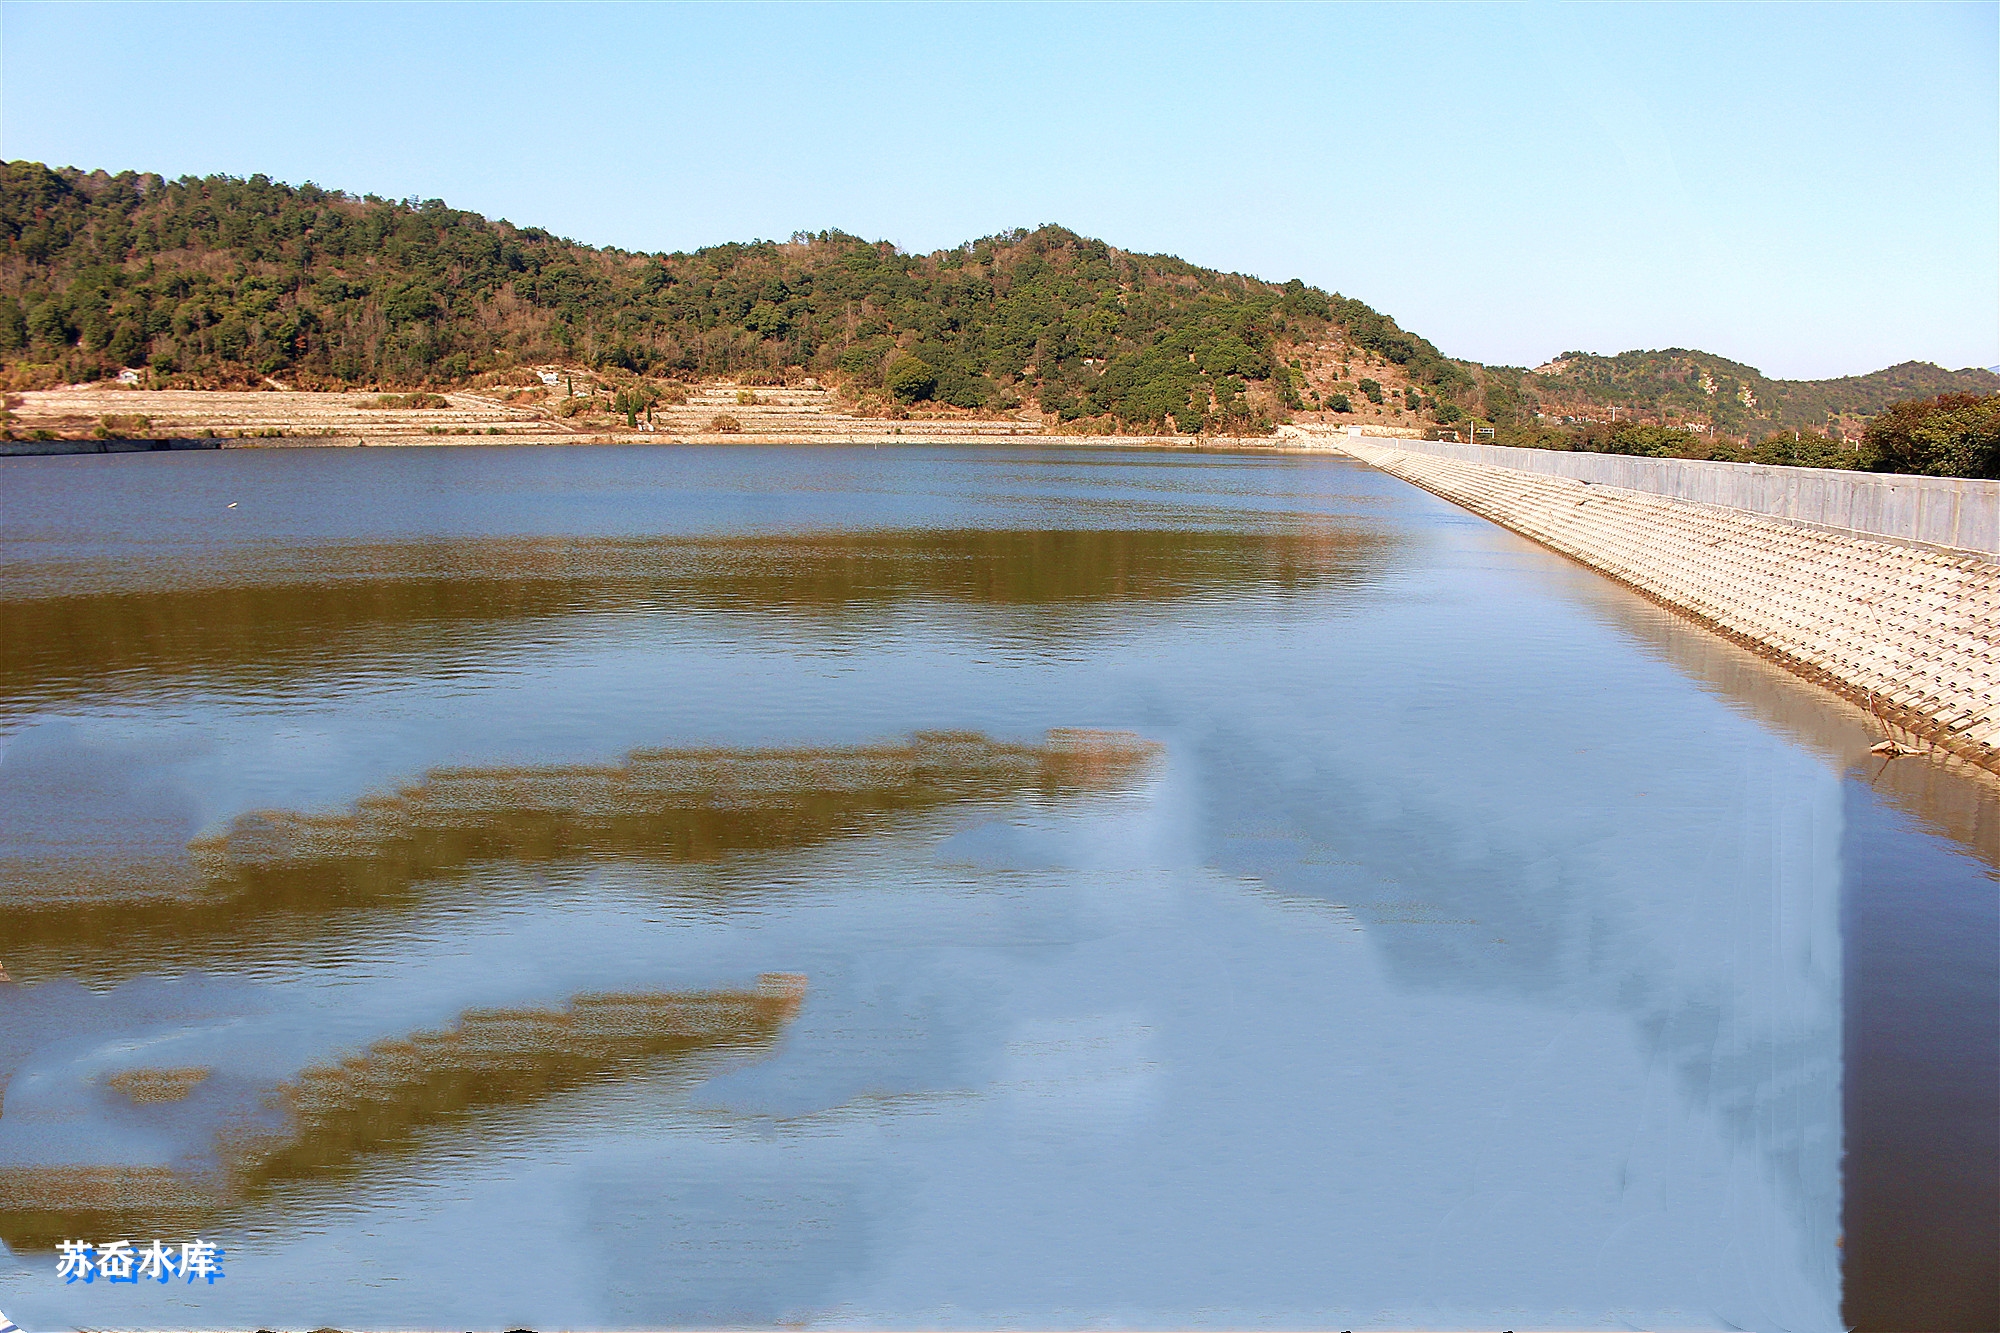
[1336, 437, 2000, 774]
[1378, 436, 2000, 558]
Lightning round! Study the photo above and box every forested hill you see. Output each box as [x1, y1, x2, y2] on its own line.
[0, 161, 1467, 433]
[1513, 348, 2000, 437]
[5, 161, 1987, 442]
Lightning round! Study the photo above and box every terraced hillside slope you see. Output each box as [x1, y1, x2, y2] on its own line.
[3, 376, 1053, 445]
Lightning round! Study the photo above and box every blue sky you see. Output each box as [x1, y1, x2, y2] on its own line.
[2, 2, 1993, 380]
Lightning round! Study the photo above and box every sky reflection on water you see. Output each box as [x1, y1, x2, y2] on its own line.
[0, 444, 1991, 1330]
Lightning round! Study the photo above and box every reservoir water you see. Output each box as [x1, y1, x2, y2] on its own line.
[1, 444, 1993, 1331]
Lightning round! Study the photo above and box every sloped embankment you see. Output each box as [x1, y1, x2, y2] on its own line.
[1340, 439, 2000, 773]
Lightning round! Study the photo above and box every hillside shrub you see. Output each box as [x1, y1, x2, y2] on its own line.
[93, 413, 151, 438]
[364, 392, 450, 409]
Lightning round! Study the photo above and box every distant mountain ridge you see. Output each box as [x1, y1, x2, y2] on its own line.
[1506, 348, 1998, 437]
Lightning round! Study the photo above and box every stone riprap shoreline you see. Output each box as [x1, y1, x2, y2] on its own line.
[1329, 433, 2000, 775]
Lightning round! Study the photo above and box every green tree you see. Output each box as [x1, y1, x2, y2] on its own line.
[745, 301, 790, 338]
[611, 386, 656, 426]
[1860, 393, 2000, 478]
[1747, 429, 1854, 469]
[0, 298, 25, 352]
[27, 299, 70, 346]
[382, 281, 439, 326]
[1600, 421, 1682, 454]
[107, 319, 146, 367]
[1273, 364, 1304, 410]
[886, 355, 937, 403]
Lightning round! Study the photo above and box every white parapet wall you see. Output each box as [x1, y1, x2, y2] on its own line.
[1338, 438, 2000, 773]
[1376, 435, 2000, 558]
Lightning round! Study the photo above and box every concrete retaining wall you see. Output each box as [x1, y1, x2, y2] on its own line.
[1340, 439, 2000, 774]
[1376, 437, 2000, 557]
[1, 438, 226, 456]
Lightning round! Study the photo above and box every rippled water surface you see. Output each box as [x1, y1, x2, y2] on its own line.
[1, 444, 1993, 1331]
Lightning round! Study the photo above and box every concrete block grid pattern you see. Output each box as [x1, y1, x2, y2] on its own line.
[1340, 440, 2000, 774]
[1382, 436, 2000, 557]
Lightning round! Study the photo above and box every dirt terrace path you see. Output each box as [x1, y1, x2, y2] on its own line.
[6, 383, 1417, 454]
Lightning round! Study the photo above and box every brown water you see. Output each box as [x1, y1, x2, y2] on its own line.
[0, 444, 1992, 1331]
